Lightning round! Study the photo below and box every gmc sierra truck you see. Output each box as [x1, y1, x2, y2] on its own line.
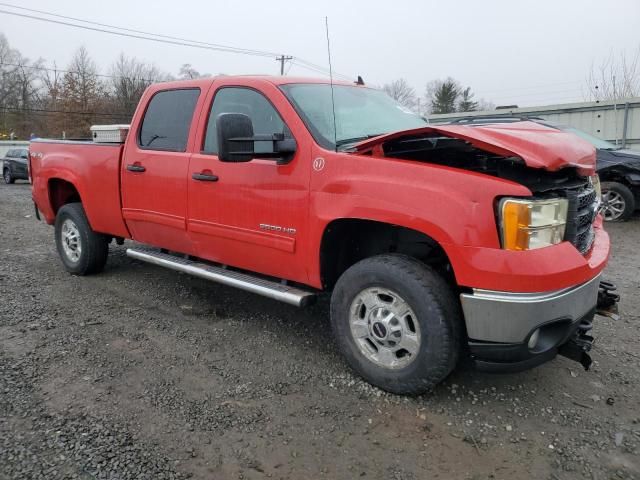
[29, 76, 619, 394]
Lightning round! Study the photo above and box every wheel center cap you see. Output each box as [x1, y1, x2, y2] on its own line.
[371, 322, 388, 340]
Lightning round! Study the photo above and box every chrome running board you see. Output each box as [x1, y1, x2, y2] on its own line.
[126, 247, 316, 307]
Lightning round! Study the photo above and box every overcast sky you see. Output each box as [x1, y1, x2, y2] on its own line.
[2, 0, 639, 106]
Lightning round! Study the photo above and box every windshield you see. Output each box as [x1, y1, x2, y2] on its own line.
[281, 84, 427, 150]
[561, 126, 617, 150]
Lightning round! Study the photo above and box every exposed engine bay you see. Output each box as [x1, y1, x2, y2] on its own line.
[374, 133, 600, 255]
[380, 134, 587, 194]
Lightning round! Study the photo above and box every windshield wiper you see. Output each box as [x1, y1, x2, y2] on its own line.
[336, 133, 386, 149]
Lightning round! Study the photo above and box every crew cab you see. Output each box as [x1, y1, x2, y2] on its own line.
[29, 76, 619, 394]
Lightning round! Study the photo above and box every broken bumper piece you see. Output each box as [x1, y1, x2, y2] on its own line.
[463, 278, 620, 373]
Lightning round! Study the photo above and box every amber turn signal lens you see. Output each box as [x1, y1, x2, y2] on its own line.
[499, 198, 568, 251]
[501, 201, 531, 250]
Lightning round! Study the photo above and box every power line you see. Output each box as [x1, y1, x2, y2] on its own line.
[3, 58, 353, 87]
[1, 106, 130, 117]
[0, 4, 354, 80]
[293, 58, 352, 81]
[0, 61, 160, 83]
[0, 2, 282, 58]
[289, 61, 328, 76]
[0, 8, 277, 59]
[290, 60, 352, 81]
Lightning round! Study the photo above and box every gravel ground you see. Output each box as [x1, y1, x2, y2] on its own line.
[1, 182, 639, 480]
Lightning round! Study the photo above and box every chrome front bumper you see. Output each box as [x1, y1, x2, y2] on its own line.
[460, 274, 601, 344]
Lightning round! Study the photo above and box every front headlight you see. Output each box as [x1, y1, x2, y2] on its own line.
[499, 198, 568, 250]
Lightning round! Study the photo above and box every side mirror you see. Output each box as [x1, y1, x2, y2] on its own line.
[216, 113, 254, 163]
[216, 113, 297, 164]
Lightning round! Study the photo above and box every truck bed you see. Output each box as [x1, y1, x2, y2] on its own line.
[30, 139, 130, 238]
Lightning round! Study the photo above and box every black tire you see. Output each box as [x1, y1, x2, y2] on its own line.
[54, 202, 109, 275]
[601, 181, 635, 222]
[3, 168, 14, 184]
[330, 254, 461, 395]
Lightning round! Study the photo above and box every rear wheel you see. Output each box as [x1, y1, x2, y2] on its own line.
[330, 254, 461, 395]
[3, 168, 14, 184]
[601, 181, 635, 221]
[55, 203, 109, 275]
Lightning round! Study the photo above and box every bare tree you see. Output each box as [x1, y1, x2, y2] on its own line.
[13, 59, 43, 136]
[382, 78, 417, 110]
[41, 62, 63, 108]
[37, 62, 67, 137]
[476, 99, 496, 112]
[109, 53, 169, 119]
[59, 46, 107, 136]
[0, 34, 45, 138]
[587, 46, 640, 101]
[178, 63, 211, 80]
[0, 35, 20, 112]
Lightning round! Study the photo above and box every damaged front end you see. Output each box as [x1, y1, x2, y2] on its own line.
[366, 124, 620, 374]
[558, 280, 620, 370]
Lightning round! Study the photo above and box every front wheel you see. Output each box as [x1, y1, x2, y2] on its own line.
[601, 181, 635, 221]
[55, 203, 109, 275]
[330, 254, 461, 395]
[3, 168, 14, 184]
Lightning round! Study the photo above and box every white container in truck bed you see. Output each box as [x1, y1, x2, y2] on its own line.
[90, 124, 130, 143]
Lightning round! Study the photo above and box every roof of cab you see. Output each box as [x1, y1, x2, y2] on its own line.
[147, 75, 363, 92]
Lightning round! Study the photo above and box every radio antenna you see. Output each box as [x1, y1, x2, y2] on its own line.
[325, 16, 338, 151]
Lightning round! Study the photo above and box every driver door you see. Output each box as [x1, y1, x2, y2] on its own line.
[187, 81, 311, 283]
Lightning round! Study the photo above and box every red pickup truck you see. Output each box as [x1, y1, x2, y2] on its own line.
[29, 76, 618, 394]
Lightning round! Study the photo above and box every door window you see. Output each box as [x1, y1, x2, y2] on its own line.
[203, 88, 289, 154]
[138, 88, 200, 152]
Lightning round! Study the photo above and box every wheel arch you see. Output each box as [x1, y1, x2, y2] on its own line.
[48, 178, 83, 215]
[319, 218, 456, 290]
[598, 166, 635, 186]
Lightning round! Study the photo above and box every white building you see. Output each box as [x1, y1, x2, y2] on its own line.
[429, 98, 640, 151]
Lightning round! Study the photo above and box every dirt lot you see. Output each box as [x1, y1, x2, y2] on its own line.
[0, 182, 638, 480]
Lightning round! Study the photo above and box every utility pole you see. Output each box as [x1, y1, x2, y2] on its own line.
[276, 55, 293, 75]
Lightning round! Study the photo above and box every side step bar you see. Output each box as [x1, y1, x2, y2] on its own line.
[126, 247, 316, 307]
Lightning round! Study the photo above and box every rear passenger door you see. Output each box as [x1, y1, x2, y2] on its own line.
[121, 86, 204, 253]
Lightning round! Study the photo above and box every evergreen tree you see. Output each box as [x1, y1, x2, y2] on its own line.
[428, 78, 460, 114]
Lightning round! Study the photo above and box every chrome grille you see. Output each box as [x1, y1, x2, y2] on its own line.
[564, 180, 598, 255]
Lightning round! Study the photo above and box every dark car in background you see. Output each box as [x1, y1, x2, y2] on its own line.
[2, 148, 29, 184]
[561, 128, 640, 221]
[445, 117, 640, 221]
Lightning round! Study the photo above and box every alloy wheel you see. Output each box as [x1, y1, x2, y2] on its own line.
[349, 287, 421, 369]
[601, 190, 626, 221]
[61, 218, 82, 262]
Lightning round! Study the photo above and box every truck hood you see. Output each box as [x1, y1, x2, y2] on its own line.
[352, 121, 596, 175]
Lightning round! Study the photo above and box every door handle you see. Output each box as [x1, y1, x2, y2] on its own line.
[192, 172, 219, 182]
[126, 164, 146, 173]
